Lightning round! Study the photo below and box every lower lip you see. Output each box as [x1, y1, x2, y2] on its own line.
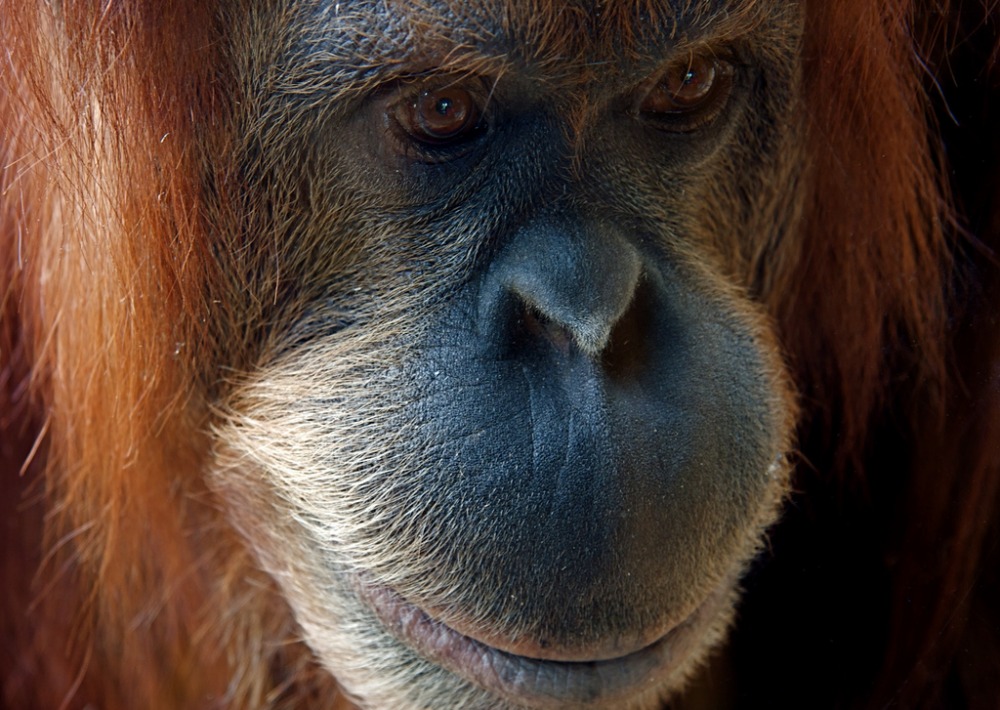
[357, 580, 724, 708]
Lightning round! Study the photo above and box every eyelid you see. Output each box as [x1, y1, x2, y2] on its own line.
[628, 43, 740, 100]
[393, 72, 493, 100]
[388, 76, 492, 124]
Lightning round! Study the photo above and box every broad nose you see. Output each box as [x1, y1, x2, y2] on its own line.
[486, 217, 643, 357]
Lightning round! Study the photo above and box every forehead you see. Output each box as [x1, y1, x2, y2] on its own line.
[320, 0, 775, 77]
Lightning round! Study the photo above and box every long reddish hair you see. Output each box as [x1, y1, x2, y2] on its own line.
[1, 1, 998, 708]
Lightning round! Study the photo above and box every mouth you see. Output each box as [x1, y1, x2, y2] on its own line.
[357, 578, 730, 708]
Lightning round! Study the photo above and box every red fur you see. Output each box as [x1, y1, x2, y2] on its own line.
[2, 1, 999, 708]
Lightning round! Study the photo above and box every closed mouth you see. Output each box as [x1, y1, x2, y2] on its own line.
[357, 578, 728, 708]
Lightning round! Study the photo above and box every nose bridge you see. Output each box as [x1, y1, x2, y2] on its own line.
[499, 215, 642, 356]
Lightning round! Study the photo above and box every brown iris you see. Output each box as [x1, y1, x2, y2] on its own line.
[400, 86, 481, 145]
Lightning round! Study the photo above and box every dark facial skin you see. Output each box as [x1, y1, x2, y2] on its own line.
[210, 1, 804, 707]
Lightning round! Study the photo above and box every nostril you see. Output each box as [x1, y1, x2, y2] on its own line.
[520, 303, 574, 356]
[505, 262, 646, 361]
[484, 219, 644, 359]
[601, 277, 655, 380]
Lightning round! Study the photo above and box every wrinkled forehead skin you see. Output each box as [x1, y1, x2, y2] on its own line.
[301, 0, 781, 90]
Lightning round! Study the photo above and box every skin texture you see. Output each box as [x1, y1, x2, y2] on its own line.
[2, 1, 1000, 709]
[208, 4, 800, 706]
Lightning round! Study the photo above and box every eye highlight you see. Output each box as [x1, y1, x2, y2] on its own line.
[638, 51, 736, 132]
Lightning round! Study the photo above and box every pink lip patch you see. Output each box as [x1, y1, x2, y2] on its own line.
[357, 579, 726, 707]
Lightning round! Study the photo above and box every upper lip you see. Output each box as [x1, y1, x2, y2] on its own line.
[356, 577, 724, 708]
